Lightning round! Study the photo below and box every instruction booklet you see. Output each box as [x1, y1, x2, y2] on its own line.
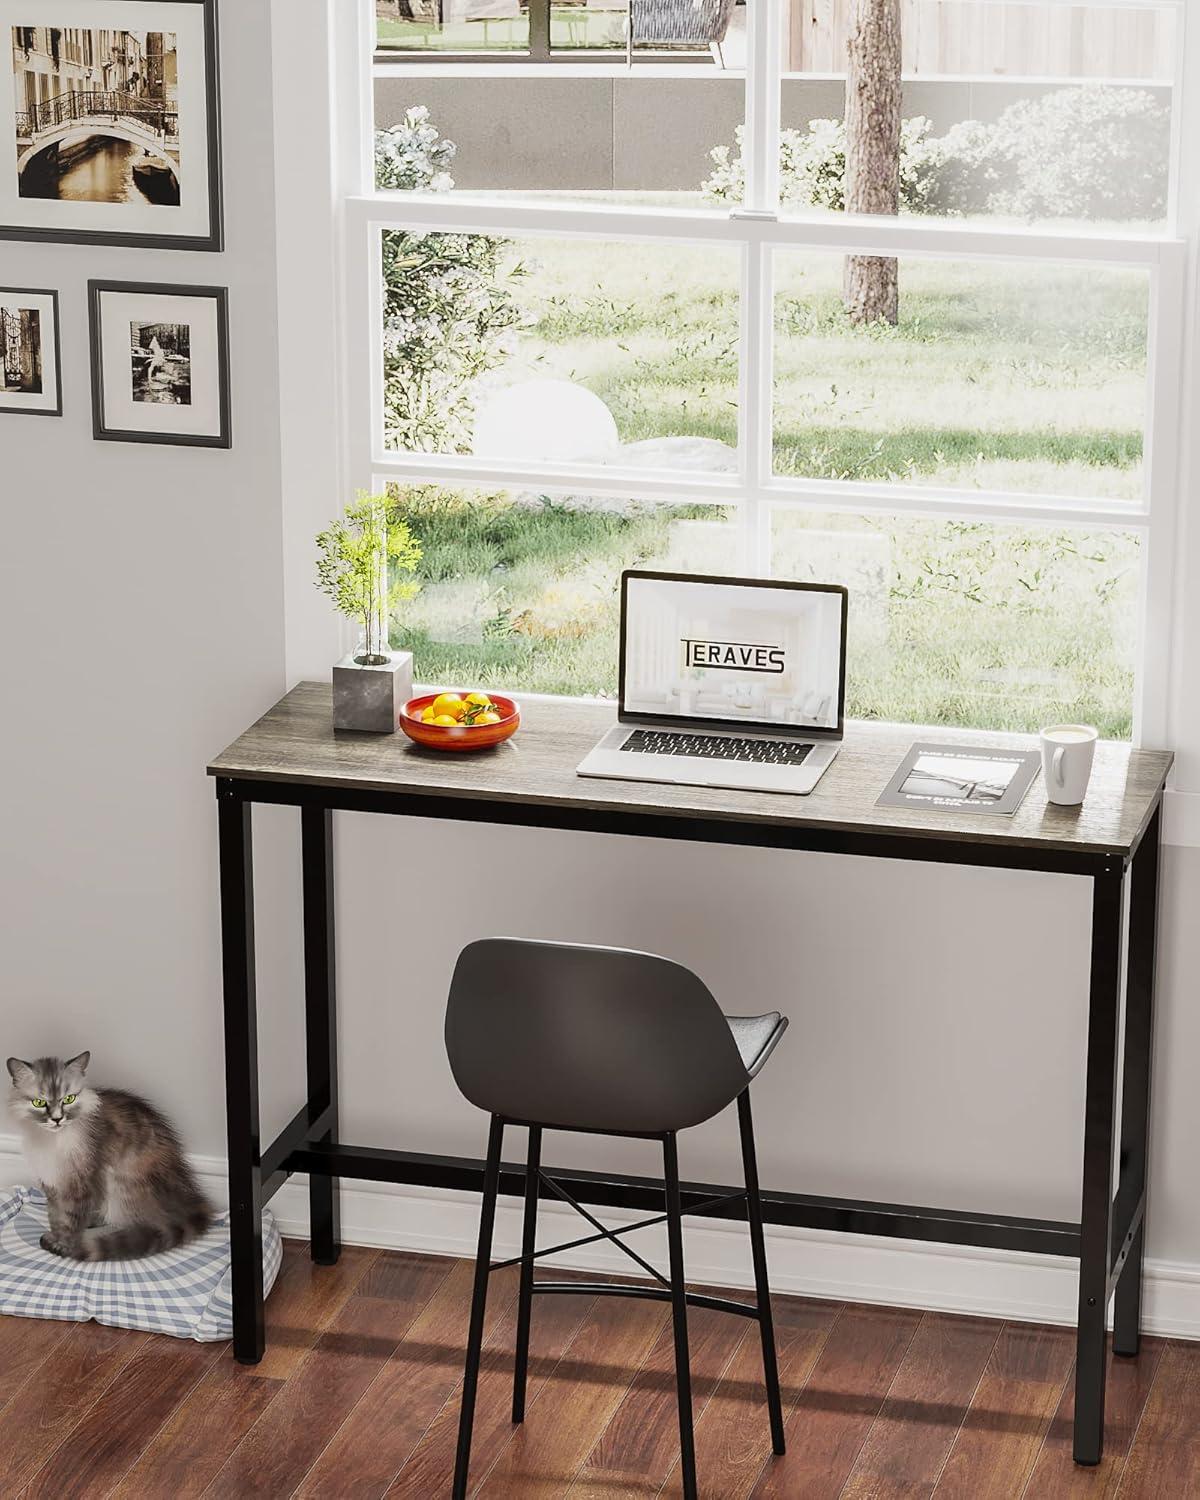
[876, 742, 1042, 816]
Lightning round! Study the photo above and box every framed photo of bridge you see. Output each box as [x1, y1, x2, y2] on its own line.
[1, 0, 221, 250]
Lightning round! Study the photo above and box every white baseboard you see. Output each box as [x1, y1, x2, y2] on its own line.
[3, 1135, 1197, 1340]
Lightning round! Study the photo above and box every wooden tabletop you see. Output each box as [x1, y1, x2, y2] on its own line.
[208, 683, 1172, 862]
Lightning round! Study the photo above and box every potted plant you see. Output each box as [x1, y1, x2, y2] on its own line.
[315, 490, 422, 732]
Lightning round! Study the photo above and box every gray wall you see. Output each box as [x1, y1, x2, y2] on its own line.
[374, 73, 1171, 194]
[0, 0, 291, 1153]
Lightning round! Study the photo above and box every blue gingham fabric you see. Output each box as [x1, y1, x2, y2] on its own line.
[0, 1186, 282, 1341]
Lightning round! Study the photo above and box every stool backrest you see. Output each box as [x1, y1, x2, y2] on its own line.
[445, 937, 751, 1135]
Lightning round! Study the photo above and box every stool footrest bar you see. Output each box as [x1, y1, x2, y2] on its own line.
[527, 1279, 763, 1320]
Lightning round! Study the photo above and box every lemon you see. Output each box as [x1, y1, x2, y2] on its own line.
[476, 711, 501, 725]
[430, 692, 465, 721]
[421, 708, 436, 723]
[432, 714, 459, 727]
[465, 691, 491, 707]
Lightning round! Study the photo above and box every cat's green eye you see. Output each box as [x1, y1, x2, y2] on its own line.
[30, 1098, 46, 1109]
[62, 1094, 76, 1106]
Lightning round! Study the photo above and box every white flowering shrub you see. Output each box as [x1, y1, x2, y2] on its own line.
[986, 88, 1169, 221]
[703, 88, 1167, 222]
[703, 118, 952, 214]
[376, 107, 526, 453]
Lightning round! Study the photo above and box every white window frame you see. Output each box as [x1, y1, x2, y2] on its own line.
[340, 0, 1190, 743]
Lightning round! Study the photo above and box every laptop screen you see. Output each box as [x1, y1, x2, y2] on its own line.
[619, 572, 848, 737]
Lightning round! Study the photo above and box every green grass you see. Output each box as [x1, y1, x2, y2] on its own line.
[388, 242, 1144, 734]
[486, 242, 1146, 495]
[392, 489, 730, 697]
[773, 255, 1146, 493]
[772, 511, 1137, 736]
[489, 240, 742, 450]
[391, 489, 1138, 736]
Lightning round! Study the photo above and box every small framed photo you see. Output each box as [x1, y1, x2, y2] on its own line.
[0, 286, 61, 415]
[1, 1, 222, 251]
[89, 279, 230, 447]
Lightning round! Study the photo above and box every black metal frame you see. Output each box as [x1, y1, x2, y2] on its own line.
[214, 771, 1164, 1469]
[451, 1090, 784, 1500]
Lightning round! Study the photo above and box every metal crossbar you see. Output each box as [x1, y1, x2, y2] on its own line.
[488, 1169, 747, 1286]
[538, 1170, 669, 1286]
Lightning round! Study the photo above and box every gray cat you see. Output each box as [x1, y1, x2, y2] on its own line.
[5, 1052, 212, 1261]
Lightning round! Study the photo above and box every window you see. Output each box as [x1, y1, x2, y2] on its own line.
[349, 0, 1187, 739]
[375, 0, 742, 62]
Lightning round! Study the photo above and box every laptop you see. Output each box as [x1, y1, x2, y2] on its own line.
[577, 570, 849, 796]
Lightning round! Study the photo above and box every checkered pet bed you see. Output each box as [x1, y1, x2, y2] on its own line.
[0, 1186, 282, 1341]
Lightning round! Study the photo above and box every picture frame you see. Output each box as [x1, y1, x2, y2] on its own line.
[88, 279, 230, 447]
[0, 285, 62, 415]
[0, 0, 223, 251]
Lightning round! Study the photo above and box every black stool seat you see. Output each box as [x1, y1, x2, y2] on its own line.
[445, 938, 790, 1500]
[727, 1012, 788, 1076]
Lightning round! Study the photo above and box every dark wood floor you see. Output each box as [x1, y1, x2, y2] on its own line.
[0, 1241, 1197, 1498]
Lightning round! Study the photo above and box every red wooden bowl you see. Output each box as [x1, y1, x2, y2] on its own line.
[400, 693, 521, 752]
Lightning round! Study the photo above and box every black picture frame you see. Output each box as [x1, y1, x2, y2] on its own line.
[0, 285, 62, 416]
[88, 279, 231, 448]
[0, 0, 223, 252]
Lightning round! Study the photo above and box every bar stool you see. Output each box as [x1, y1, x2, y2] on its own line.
[445, 937, 790, 1500]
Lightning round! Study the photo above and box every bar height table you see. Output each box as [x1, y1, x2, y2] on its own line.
[209, 683, 1171, 1466]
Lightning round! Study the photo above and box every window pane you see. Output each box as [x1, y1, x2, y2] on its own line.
[771, 508, 1139, 736]
[773, 253, 1148, 500]
[550, 0, 626, 52]
[376, 0, 531, 53]
[705, 1, 1175, 226]
[549, 0, 747, 58]
[387, 485, 737, 695]
[375, 0, 751, 58]
[374, 60, 745, 207]
[381, 232, 740, 468]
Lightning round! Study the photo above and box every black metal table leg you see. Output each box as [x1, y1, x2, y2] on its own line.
[512, 1124, 542, 1423]
[454, 1115, 505, 1500]
[738, 1089, 786, 1457]
[218, 784, 265, 1365]
[303, 805, 340, 1265]
[1114, 801, 1162, 1357]
[1073, 861, 1125, 1465]
[664, 1133, 698, 1500]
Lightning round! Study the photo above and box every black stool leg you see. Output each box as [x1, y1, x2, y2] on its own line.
[664, 1133, 698, 1500]
[453, 1115, 504, 1500]
[512, 1124, 543, 1423]
[738, 1089, 786, 1455]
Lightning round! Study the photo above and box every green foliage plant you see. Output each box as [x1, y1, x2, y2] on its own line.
[315, 490, 422, 665]
[375, 107, 527, 453]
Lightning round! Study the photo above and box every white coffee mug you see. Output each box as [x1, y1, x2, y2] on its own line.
[1041, 724, 1098, 806]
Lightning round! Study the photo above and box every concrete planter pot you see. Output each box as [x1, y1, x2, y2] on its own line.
[331, 651, 413, 733]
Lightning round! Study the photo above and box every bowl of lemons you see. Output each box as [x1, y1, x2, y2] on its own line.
[399, 690, 520, 752]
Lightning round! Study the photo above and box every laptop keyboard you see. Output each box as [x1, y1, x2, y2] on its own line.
[620, 729, 814, 767]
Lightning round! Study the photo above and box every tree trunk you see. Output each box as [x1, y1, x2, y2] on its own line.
[844, 0, 902, 325]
